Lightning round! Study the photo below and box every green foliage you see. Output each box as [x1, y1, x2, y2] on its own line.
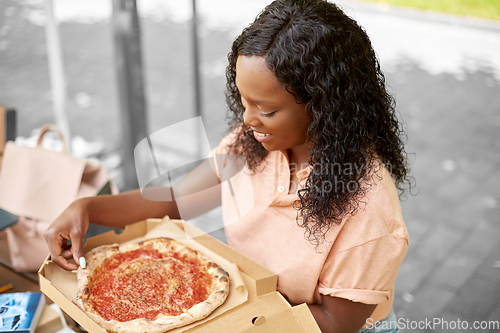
[360, 0, 500, 21]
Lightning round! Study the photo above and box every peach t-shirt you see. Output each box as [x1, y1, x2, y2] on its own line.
[212, 135, 409, 322]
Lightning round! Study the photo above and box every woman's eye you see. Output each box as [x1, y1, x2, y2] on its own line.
[260, 111, 277, 117]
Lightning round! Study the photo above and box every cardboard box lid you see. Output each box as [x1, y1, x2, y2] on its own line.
[196, 292, 317, 333]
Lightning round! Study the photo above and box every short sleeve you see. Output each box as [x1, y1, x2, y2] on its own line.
[210, 129, 241, 181]
[318, 233, 408, 304]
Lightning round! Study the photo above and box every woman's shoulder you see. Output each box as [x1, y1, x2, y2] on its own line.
[329, 162, 409, 253]
[366, 162, 407, 234]
[361, 162, 407, 234]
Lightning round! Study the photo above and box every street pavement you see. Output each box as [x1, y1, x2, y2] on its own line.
[0, 0, 499, 332]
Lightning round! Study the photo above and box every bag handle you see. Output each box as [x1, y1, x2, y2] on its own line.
[36, 124, 68, 154]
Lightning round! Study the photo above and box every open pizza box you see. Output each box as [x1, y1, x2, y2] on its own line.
[39, 216, 321, 332]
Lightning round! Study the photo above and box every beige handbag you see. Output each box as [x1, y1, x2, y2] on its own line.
[0, 124, 118, 272]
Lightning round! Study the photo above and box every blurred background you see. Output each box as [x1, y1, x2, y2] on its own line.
[0, 0, 499, 332]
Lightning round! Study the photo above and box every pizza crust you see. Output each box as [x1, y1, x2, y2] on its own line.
[74, 237, 230, 333]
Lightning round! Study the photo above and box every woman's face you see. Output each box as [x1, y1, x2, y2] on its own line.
[235, 55, 311, 155]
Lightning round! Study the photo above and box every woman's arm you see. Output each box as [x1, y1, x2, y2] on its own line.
[86, 157, 223, 226]
[45, 159, 221, 270]
[308, 294, 376, 333]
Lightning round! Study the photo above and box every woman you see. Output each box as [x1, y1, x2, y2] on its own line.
[45, 1, 411, 332]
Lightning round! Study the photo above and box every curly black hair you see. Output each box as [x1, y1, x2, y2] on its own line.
[225, 0, 412, 246]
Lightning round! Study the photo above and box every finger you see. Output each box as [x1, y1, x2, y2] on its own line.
[45, 230, 78, 271]
[61, 248, 73, 260]
[52, 254, 79, 271]
[70, 232, 86, 266]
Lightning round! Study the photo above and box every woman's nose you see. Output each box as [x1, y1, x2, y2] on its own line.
[242, 106, 261, 127]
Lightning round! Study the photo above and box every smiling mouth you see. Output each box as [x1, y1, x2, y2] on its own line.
[254, 131, 271, 138]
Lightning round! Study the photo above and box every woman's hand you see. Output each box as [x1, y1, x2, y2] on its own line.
[44, 198, 90, 271]
[308, 294, 377, 333]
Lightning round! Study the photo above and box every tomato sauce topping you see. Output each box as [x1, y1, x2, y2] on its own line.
[87, 246, 212, 322]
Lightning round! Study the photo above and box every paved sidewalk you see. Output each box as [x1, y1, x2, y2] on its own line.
[340, 3, 500, 332]
[0, 0, 499, 332]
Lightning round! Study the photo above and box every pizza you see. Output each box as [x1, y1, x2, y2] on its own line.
[74, 237, 230, 333]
